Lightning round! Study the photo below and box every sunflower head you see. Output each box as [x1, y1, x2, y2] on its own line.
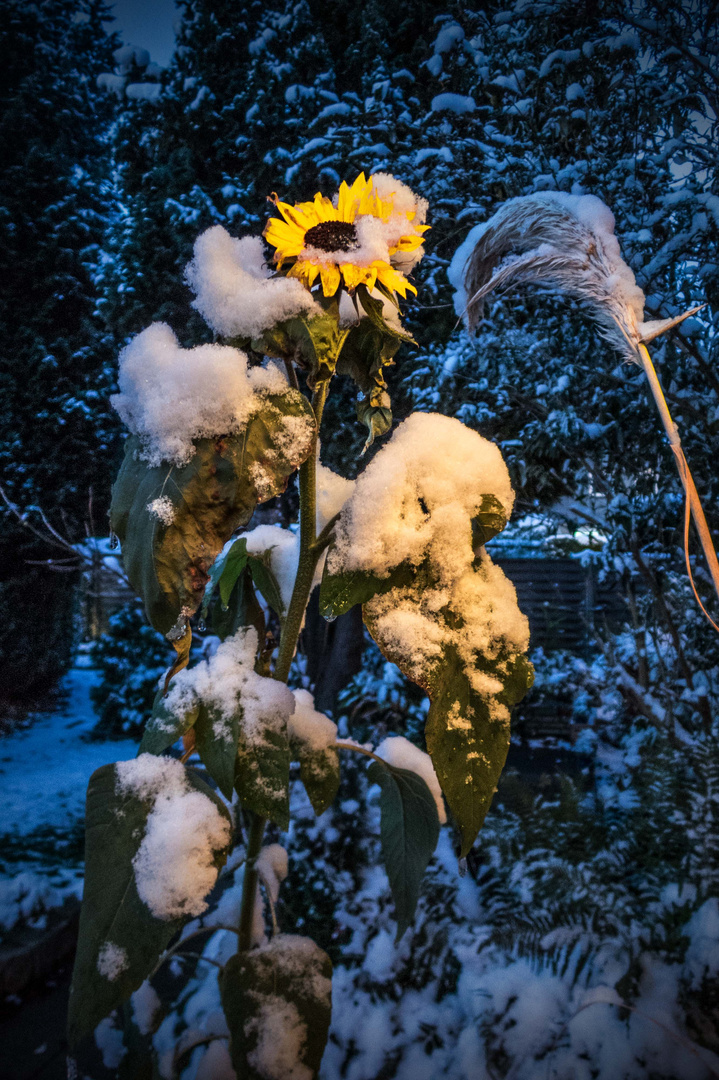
[263, 172, 428, 300]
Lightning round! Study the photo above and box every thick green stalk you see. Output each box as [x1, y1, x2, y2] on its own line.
[236, 380, 329, 951]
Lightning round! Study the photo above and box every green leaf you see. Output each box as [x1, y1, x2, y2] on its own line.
[235, 726, 291, 829]
[425, 645, 534, 857]
[139, 689, 199, 757]
[356, 285, 416, 344]
[216, 539, 249, 609]
[195, 701, 240, 800]
[319, 558, 416, 619]
[205, 536, 285, 621]
[247, 551, 285, 618]
[110, 390, 315, 636]
[67, 763, 231, 1049]
[367, 760, 440, 939]
[261, 309, 350, 387]
[205, 564, 266, 645]
[220, 935, 332, 1080]
[292, 741, 340, 817]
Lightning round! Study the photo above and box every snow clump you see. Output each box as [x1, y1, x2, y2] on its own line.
[186, 226, 321, 339]
[114, 754, 231, 920]
[328, 411, 514, 585]
[163, 627, 295, 751]
[112, 322, 303, 466]
[97, 941, 129, 981]
[328, 412, 528, 713]
[147, 495, 175, 526]
[289, 689, 337, 754]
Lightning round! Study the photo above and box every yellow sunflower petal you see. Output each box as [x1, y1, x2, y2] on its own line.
[263, 218, 306, 255]
[337, 173, 368, 221]
[374, 261, 417, 297]
[288, 260, 320, 289]
[312, 192, 338, 222]
[319, 264, 341, 295]
[389, 233, 425, 254]
[340, 263, 372, 291]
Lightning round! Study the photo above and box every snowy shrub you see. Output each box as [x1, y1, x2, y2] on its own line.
[90, 602, 172, 739]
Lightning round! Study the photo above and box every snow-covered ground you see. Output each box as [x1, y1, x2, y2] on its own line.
[0, 663, 135, 936]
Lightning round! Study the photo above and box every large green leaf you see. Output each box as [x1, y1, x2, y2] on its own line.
[67, 763, 231, 1049]
[291, 739, 340, 817]
[363, 560, 533, 856]
[367, 760, 440, 939]
[110, 391, 315, 636]
[220, 935, 332, 1080]
[235, 726, 291, 829]
[425, 645, 533, 857]
[195, 700, 241, 801]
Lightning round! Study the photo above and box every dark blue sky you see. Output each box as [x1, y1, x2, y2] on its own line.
[106, 0, 178, 68]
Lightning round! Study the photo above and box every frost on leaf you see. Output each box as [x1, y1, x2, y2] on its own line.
[289, 689, 339, 815]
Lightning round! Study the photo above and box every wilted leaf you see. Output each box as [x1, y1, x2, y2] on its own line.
[221, 935, 332, 1080]
[367, 760, 440, 939]
[110, 391, 315, 636]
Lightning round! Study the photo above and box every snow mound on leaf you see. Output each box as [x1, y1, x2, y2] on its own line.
[111, 322, 293, 466]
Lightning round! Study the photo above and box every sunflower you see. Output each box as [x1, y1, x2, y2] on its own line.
[263, 173, 428, 299]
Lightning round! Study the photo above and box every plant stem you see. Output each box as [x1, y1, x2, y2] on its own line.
[236, 811, 266, 952]
[236, 380, 330, 952]
[638, 343, 719, 625]
[273, 381, 328, 683]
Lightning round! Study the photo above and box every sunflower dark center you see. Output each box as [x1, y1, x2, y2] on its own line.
[304, 220, 358, 253]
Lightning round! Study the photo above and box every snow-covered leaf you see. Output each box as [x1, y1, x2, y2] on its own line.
[110, 390, 315, 636]
[195, 700, 241, 800]
[220, 935, 332, 1080]
[367, 760, 440, 939]
[318, 558, 415, 619]
[235, 723, 291, 829]
[68, 762, 231, 1049]
[425, 644, 534, 856]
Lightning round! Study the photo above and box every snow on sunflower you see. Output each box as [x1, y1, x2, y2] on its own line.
[263, 172, 429, 299]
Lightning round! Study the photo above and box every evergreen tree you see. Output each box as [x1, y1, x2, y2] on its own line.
[0, 0, 121, 698]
